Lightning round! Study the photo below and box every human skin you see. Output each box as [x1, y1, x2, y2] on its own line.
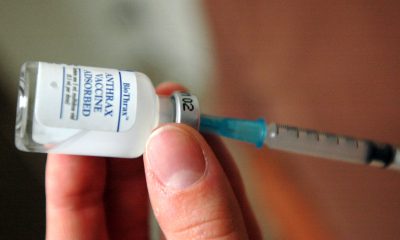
[45, 82, 262, 240]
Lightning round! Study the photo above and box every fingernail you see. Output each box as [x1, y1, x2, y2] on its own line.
[146, 126, 206, 190]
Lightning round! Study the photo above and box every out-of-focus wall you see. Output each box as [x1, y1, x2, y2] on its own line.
[204, 1, 400, 239]
[0, 0, 213, 99]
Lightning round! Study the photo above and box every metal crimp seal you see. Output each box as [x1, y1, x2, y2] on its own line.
[172, 92, 200, 129]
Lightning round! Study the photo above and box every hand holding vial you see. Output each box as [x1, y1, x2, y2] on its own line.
[45, 83, 262, 240]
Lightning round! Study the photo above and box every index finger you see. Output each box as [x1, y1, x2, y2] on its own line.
[45, 154, 107, 240]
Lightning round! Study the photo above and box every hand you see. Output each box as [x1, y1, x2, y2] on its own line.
[45, 83, 261, 239]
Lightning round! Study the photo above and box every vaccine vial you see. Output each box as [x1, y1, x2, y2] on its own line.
[15, 61, 200, 158]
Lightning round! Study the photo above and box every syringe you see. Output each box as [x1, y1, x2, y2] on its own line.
[200, 115, 400, 170]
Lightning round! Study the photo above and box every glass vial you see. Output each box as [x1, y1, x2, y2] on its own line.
[15, 61, 200, 158]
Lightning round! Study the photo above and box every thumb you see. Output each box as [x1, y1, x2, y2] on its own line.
[144, 124, 249, 240]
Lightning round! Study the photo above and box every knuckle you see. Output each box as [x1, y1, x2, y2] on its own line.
[170, 215, 241, 240]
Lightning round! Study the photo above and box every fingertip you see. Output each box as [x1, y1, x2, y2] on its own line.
[156, 82, 187, 95]
[144, 124, 249, 239]
[46, 153, 91, 165]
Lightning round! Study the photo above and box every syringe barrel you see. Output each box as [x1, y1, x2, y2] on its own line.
[265, 123, 381, 165]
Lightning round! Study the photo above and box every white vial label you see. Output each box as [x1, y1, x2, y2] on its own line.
[35, 62, 137, 132]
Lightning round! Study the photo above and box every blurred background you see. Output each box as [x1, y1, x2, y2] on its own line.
[1, 0, 400, 239]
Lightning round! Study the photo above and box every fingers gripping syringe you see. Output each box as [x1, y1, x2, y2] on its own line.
[200, 115, 400, 170]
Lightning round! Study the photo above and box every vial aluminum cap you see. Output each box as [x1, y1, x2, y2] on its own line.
[172, 92, 200, 129]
